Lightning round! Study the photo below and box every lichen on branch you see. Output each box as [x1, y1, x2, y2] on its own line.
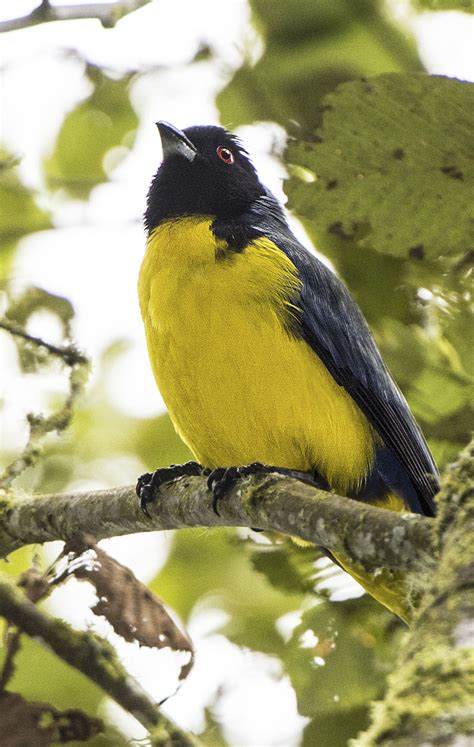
[0, 572, 199, 745]
[354, 440, 474, 746]
[0, 297, 90, 490]
[0, 468, 437, 623]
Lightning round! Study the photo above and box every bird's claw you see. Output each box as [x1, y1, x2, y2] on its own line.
[207, 467, 235, 515]
[136, 461, 203, 517]
[207, 462, 267, 516]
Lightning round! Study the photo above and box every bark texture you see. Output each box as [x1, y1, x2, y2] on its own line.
[0, 445, 472, 744]
[355, 441, 474, 745]
[0, 474, 436, 621]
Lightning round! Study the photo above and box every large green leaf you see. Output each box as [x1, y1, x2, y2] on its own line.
[44, 65, 138, 198]
[286, 74, 474, 259]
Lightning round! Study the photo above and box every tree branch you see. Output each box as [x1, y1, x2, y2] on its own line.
[0, 473, 437, 620]
[0, 318, 88, 367]
[0, 573, 200, 746]
[355, 440, 474, 745]
[0, 317, 90, 491]
[0, 0, 151, 33]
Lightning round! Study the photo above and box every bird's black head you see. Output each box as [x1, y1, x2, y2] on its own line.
[144, 122, 268, 234]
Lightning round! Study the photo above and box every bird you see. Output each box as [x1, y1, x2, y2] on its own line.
[137, 122, 439, 611]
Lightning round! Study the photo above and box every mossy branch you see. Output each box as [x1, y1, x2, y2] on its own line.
[354, 440, 474, 746]
[0, 472, 437, 620]
[0, 573, 200, 745]
[0, 318, 88, 368]
[0, 316, 90, 491]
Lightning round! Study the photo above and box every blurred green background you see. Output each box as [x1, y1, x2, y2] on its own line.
[0, 0, 473, 744]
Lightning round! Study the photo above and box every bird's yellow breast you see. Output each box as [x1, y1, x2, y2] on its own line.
[138, 217, 375, 492]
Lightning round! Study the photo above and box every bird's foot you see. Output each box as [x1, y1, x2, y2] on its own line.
[207, 462, 327, 516]
[136, 461, 204, 518]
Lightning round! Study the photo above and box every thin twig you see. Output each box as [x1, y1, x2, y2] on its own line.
[0, 318, 88, 367]
[0, 318, 90, 490]
[0, 627, 21, 692]
[0, 0, 151, 33]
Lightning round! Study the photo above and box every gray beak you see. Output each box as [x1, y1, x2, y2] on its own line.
[156, 121, 197, 162]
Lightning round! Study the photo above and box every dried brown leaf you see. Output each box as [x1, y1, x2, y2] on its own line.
[0, 691, 102, 745]
[62, 536, 194, 679]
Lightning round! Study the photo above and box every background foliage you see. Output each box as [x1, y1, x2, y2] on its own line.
[0, 0, 472, 744]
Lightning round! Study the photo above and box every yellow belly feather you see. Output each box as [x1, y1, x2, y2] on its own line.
[138, 217, 376, 493]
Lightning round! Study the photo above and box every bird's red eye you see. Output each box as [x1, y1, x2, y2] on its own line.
[216, 146, 234, 164]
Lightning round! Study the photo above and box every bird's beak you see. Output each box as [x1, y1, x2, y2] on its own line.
[156, 121, 197, 162]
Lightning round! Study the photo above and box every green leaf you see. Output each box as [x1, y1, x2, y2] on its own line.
[432, 267, 474, 376]
[2, 638, 129, 745]
[371, 317, 472, 465]
[250, 542, 331, 596]
[4, 287, 75, 374]
[0, 548, 36, 581]
[286, 74, 474, 259]
[305, 233, 416, 328]
[409, 367, 471, 423]
[0, 153, 51, 275]
[133, 413, 193, 470]
[283, 597, 399, 718]
[44, 66, 138, 198]
[303, 705, 369, 747]
[150, 529, 303, 656]
[5, 636, 103, 716]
